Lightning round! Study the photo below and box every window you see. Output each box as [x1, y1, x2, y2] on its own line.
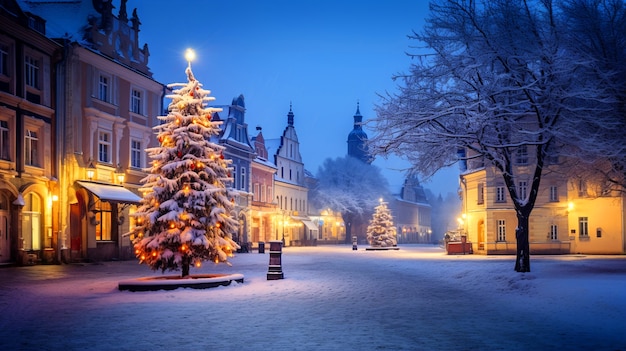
[95, 201, 112, 241]
[578, 217, 589, 237]
[550, 224, 558, 240]
[98, 74, 110, 102]
[516, 145, 528, 165]
[578, 179, 587, 197]
[496, 186, 506, 203]
[24, 55, 39, 89]
[549, 186, 558, 202]
[497, 219, 506, 241]
[477, 183, 484, 205]
[232, 165, 238, 189]
[22, 193, 41, 250]
[267, 186, 272, 204]
[0, 44, 8, 76]
[24, 129, 39, 167]
[518, 181, 527, 201]
[98, 131, 111, 163]
[261, 184, 266, 203]
[240, 167, 246, 191]
[130, 139, 142, 168]
[253, 183, 259, 201]
[131, 88, 143, 115]
[0, 120, 9, 160]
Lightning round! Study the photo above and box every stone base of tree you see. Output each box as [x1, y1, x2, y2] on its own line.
[365, 246, 400, 251]
[118, 273, 244, 292]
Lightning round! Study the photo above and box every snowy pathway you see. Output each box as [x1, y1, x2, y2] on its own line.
[0, 245, 624, 350]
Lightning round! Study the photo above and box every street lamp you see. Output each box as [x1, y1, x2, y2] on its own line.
[86, 158, 96, 181]
[115, 163, 125, 184]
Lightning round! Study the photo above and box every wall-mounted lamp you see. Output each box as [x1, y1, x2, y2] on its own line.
[86, 158, 96, 181]
[115, 163, 126, 184]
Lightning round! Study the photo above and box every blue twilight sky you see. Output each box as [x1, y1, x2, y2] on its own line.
[132, 0, 459, 197]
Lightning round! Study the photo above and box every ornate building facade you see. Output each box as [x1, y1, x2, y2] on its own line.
[0, 0, 61, 264]
[266, 104, 317, 246]
[14, 0, 164, 263]
[212, 94, 255, 247]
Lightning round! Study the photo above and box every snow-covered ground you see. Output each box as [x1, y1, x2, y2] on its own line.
[1, 245, 625, 351]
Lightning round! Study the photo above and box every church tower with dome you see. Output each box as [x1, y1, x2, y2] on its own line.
[347, 102, 372, 164]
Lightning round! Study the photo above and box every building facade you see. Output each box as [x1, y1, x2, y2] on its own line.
[18, 0, 164, 263]
[267, 104, 317, 246]
[391, 176, 432, 244]
[0, 1, 61, 264]
[460, 162, 626, 255]
[250, 127, 278, 245]
[212, 94, 255, 247]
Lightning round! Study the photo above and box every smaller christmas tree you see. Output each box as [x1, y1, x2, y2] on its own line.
[129, 50, 239, 278]
[366, 199, 397, 247]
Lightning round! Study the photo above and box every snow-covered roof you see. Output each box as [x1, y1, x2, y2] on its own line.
[18, 0, 98, 40]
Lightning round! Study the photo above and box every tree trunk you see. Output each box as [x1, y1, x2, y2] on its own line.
[182, 255, 190, 277]
[514, 214, 531, 272]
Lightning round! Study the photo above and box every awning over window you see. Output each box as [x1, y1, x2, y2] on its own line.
[291, 216, 319, 232]
[301, 220, 319, 232]
[77, 181, 142, 204]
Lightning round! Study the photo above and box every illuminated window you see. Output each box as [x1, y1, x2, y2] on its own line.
[95, 201, 112, 241]
[22, 193, 42, 250]
[477, 183, 484, 205]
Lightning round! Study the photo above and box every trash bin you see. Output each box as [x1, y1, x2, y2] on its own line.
[258, 242, 265, 254]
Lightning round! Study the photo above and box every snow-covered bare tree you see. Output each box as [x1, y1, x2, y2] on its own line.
[368, 0, 621, 272]
[310, 156, 390, 244]
[559, 0, 626, 192]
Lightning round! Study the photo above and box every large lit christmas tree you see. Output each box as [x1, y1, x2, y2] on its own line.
[366, 199, 397, 247]
[130, 50, 239, 278]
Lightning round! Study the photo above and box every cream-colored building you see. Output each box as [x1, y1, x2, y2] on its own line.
[266, 105, 318, 246]
[460, 164, 626, 255]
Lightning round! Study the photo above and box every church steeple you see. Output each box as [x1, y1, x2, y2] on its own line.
[347, 101, 372, 164]
[287, 102, 295, 126]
